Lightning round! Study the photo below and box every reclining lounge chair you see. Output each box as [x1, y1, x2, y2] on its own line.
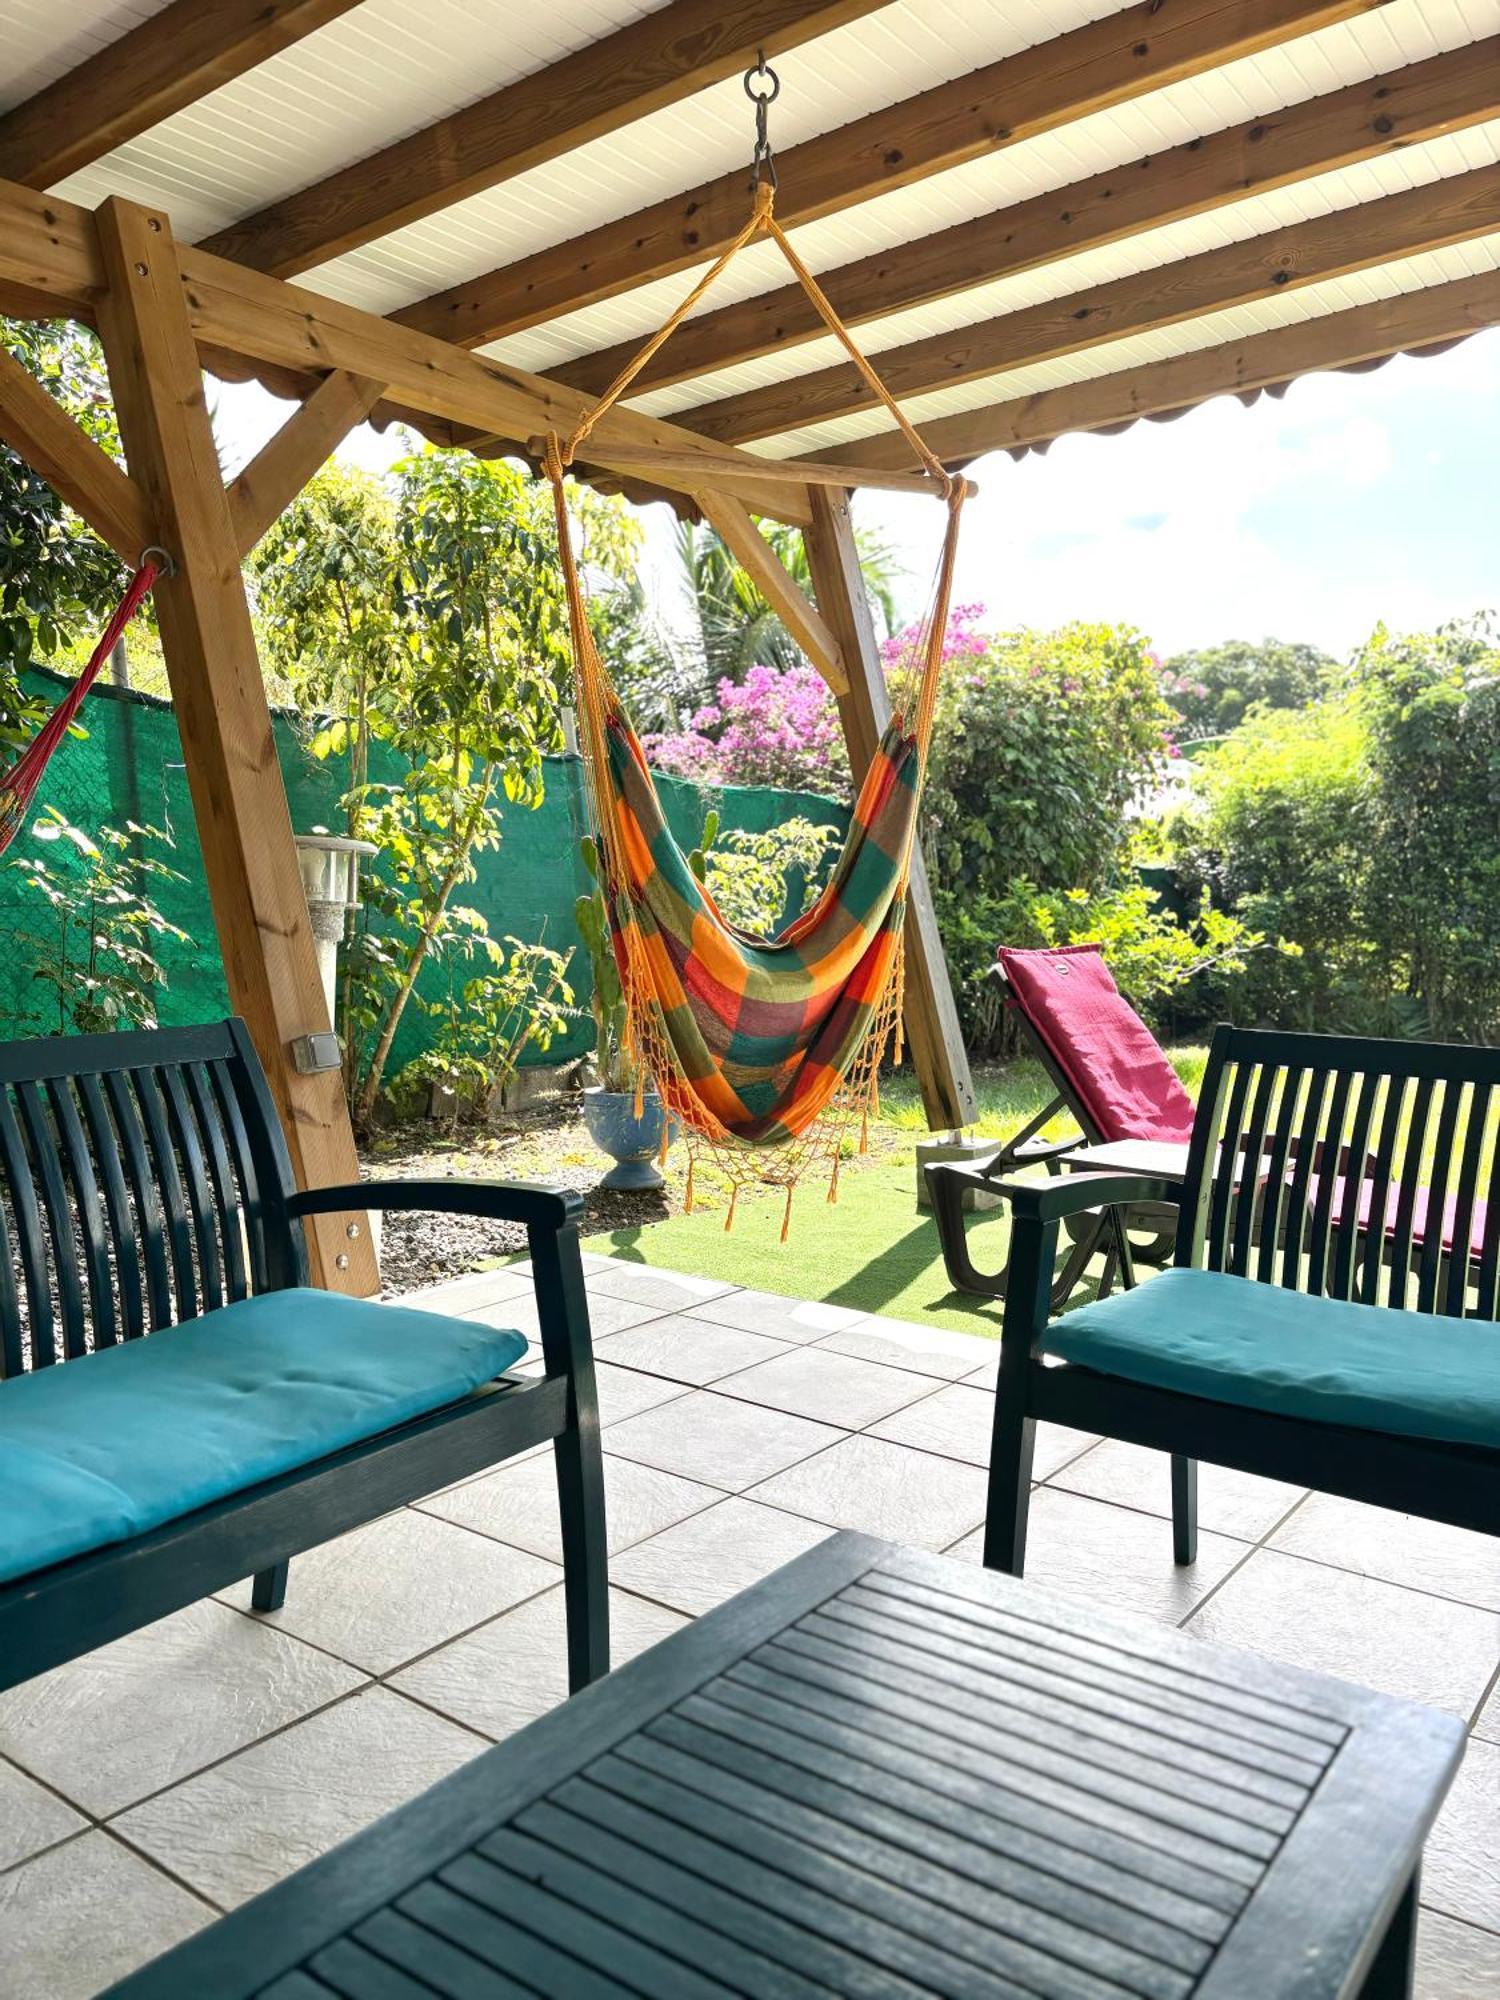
[930, 943, 1194, 1308]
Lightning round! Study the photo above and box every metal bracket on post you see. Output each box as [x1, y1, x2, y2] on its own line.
[290, 1031, 343, 1075]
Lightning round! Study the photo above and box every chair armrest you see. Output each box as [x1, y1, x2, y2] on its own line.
[1009, 1136, 1083, 1169]
[983, 1170, 1180, 1225]
[288, 1178, 584, 1233]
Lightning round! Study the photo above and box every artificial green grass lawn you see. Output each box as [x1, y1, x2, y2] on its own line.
[589, 1156, 1013, 1335]
[586, 1046, 1211, 1335]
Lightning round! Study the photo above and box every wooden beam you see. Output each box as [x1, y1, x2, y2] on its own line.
[0, 174, 812, 524]
[0, 0, 362, 190]
[555, 35, 1500, 402]
[815, 267, 1500, 473]
[226, 369, 385, 556]
[0, 344, 154, 559]
[559, 440, 969, 500]
[685, 161, 1500, 443]
[398, 0, 1389, 351]
[202, 0, 889, 277]
[694, 493, 847, 695]
[93, 195, 377, 1296]
[803, 487, 975, 1132]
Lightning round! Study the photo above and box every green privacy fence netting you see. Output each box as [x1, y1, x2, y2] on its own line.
[0, 670, 848, 1074]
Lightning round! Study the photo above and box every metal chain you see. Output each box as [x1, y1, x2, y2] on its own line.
[744, 51, 780, 192]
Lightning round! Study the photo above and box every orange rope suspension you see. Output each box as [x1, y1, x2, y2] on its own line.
[546, 58, 972, 1226]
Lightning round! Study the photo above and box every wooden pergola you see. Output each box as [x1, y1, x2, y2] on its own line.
[1, 0, 1496, 1292]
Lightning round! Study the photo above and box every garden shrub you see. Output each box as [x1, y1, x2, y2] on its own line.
[1356, 616, 1500, 1042]
[1159, 637, 1334, 740]
[1167, 699, 1383, 1032]
[914, 616, 1173, 1049]
[920, 617, 1169, 903]
[644, 661, 849, 793]
[939, 873, 1265, 1053]
[1166, 615, 1500, 1042]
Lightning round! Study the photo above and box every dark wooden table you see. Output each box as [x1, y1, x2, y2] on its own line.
[111, 1533, 1463, 2000]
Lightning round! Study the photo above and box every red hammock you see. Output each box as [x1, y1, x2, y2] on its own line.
[0, 555, 163, 856]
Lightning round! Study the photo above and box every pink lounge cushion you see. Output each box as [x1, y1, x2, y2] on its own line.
[997, 943, 1196, 1146]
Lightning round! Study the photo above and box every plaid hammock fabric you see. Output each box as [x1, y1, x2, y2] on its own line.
[543, 165, 969, 1197]
[599, 702, 920, 1146]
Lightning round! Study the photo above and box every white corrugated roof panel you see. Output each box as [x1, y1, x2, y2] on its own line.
[4, 0, 1495, 452]
[623, 117, 1500, 421]
[471, 0, 1494, 387]
[1, 1, 166, 113]
[751, 227, 1500, 457]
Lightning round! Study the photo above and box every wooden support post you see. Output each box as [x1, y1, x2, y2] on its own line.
[803, 485, 975, 1131]
[92, 194, 377, 1294]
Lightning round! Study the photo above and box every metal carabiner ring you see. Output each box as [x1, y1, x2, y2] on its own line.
[138, 543, 177, 579]
[743, 54, 781, 104]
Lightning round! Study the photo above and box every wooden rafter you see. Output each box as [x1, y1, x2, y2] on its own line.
[202, 0, 890, 278]
[0, 344, 154, 559]
[226, 370, 386, 556]
[0, 0, 363, 191]
[812, 268, 1500, 473]
[556, 36, 1500, 403]
[396, 0, 1384, 350]
[0, 174, 814, 526]
[685, 163, 1500, 444]
[694, 493, 846, 695]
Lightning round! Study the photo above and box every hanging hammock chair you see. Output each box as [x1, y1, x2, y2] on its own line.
[545, 62, 971, 1225]
[0, 552, 165, 857]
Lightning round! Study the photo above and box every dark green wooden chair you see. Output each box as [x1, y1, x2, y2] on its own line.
[0, 1019, 608, 1696]
[966, 1024, 1500, 1575]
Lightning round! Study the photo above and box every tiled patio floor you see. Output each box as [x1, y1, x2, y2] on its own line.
[3, 1254, 1500, 1996]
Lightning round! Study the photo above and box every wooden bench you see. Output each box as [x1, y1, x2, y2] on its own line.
[0, 1019, 608, 1696]
[949, 1025, 1500, 1576]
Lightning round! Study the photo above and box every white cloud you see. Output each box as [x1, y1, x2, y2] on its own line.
[856, 333, 1499, 657]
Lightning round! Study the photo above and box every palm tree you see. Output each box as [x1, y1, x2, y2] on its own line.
[675, 515, 903, 686]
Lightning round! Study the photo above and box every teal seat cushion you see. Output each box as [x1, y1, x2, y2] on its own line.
[1042, 1267, 1500, 1450]
[0, 1291, 528, 1585]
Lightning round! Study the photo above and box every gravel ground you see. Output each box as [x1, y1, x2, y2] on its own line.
[364, 1098, 675, 1294]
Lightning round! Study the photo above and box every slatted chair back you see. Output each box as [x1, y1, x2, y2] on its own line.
[0, 1020, 303, 1378]
[1179, 1026, 1500, 1320]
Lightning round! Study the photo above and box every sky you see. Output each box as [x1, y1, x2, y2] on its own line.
[212, 325, 1500, 665]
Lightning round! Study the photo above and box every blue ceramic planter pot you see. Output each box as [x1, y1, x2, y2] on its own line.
[583, 1086, 675, 1191]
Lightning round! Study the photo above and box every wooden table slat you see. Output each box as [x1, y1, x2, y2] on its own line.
[692, 1674, 1249, 1924]
[859, 1571, 1348, 1751]
[514, 1795, 927, 2000]
[478, 1825, 830, 2000]
[636, 1714, 1210, 1990]
[441, 1850, 729, 2000]
[748, 1639, 1284, 1865]
[564, 1766, 1001, 2000]
[801, 1599, 1321, 1810]
[302, 1941, 432, 2000]
[398, 1879, 622, 1998]
[648, 1704, 1215, 1976]
[585, 1749, 1171, 2000]
[352, 1907, 529, 1999]
[835, 1581, 1334, 1780]
[103, 1535, 1463, 2000]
